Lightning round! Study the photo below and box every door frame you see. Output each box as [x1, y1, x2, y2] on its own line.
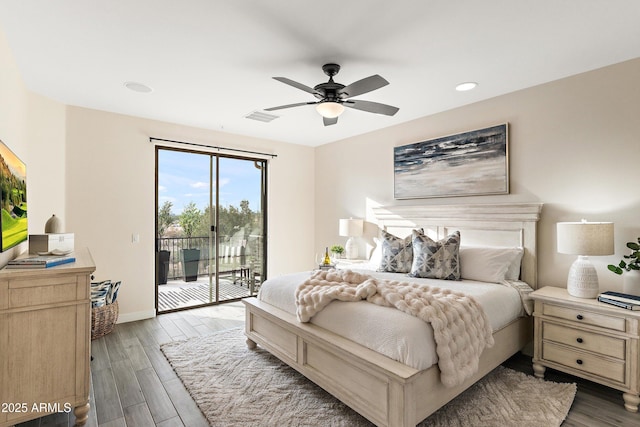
[154, 145, 268, 314]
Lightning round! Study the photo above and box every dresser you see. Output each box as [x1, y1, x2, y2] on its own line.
[0, 248, 96, 426]
[531, 286, 640, 412]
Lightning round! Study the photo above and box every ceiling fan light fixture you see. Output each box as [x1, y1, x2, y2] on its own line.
[315, 101, 344, 118]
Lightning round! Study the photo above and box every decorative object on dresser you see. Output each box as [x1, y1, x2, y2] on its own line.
[607, 237, 640, 296]
[394, 123, 509, 199]
[531, 286, 640, 412]
[0, 248, 96, 427]
[29, 232, 75, 254]
[44, 213, 62, 233]
[557, 220, 614, 298]
[339, 218, 363, 259]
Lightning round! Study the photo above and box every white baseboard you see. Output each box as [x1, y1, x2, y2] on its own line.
[116, 309, 156, 324]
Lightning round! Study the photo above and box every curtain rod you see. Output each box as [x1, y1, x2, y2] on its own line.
[149, 137, 277, 158]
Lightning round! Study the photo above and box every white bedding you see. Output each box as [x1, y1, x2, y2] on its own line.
[258, 269, 529, 370]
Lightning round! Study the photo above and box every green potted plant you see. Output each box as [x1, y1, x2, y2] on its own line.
[156, 201, 174, 285]
[179, 202, 202, 282]
[608, 238, 640, 295]
[330, 245, 344, 260]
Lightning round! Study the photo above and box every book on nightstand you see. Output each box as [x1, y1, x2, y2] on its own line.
[598, 291, 640, 305]
[597, 295, 640, 311]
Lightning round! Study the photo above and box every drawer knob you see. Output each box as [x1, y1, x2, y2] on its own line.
[576, 359, 583, 365]
[576, 314, 584, 320]
[576, 337, 583, 344]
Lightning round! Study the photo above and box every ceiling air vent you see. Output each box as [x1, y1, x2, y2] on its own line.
[245, 110, 279, 123]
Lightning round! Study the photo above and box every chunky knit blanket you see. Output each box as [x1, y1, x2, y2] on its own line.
[295, 269, 494, 387]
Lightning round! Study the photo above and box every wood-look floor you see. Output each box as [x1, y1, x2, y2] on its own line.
[16, 302, 640, 427]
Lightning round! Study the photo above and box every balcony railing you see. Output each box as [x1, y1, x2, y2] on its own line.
[157, 236, 263, 281]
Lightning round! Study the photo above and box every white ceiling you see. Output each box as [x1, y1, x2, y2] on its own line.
[1, 1, 639, 147]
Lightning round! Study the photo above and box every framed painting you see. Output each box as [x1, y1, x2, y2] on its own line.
[0, 139, 28, 251]
[394, 123, 509, 199]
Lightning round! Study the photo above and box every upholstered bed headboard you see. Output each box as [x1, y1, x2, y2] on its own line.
[371, 203, 543, 288]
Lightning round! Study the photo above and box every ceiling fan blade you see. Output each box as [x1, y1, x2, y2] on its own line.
[264, 101, 315, 111]
[273, 77, 320, 95]
[339, 75, 389, 98]
[323, 116, 338, 126]
[345, 99, 399, 116]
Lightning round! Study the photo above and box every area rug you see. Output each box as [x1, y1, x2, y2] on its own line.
[161, 328, 576, 427]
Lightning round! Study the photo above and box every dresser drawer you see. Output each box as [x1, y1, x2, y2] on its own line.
[542, 322, 626, 359]
[7, 276, 81, 309]
[542, 341, 626, 384]
[542, 302, 626, 332]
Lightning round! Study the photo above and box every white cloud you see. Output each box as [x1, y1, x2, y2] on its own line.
[191, 181, 209, 189]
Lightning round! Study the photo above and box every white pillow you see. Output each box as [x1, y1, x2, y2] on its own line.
[459, 246, 523, 283]
[369, 237, 382, 265]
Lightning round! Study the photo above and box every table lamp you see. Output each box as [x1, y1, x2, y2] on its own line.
[339, 218, 363, 259]
[557, 220, 614, 298]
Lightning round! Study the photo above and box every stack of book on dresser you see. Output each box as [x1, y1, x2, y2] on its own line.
[597, 291, 640, 311]
[6, 254, 76, 269]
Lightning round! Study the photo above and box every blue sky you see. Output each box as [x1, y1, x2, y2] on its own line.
[157, 149, 262, 215]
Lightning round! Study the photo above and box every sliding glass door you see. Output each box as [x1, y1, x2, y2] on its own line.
[155, 147, 266, 313]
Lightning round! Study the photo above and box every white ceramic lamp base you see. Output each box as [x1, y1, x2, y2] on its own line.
[345, 237, 359, 260]
[566, 255, 600, 299]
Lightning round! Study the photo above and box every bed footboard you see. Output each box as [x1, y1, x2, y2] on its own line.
[244, 297, 532, 427]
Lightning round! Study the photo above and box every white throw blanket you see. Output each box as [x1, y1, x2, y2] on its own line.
[295, 269, 495, 387]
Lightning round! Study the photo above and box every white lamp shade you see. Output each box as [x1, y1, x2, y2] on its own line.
[316, 102, 344, 118]
[339, 218, 363, 237]
[557, 221, 614, 256]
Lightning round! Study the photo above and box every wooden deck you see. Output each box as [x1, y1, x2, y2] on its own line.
[158, 278, 256, 312]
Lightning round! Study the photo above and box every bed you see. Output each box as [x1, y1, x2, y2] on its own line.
[243, 203, 542, 427]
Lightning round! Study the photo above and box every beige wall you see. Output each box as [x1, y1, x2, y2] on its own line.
[315, 58, 640, 292]
[65, 107, 315, 321]
[0, 29, 67, 266]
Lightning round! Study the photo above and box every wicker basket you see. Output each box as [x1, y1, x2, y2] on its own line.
[91, 300, 119, 340]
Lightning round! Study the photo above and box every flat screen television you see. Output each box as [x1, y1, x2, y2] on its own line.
[0, 139, 27, 251]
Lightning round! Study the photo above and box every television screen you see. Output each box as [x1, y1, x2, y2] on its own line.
[0, 139, 27, 251]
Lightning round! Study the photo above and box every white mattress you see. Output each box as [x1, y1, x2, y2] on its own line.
[258, 269, 527, 370]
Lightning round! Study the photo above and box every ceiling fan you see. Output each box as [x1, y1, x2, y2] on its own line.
[264, 63, 399, 126]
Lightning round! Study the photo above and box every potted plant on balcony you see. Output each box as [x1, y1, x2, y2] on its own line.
[179, 202, 201, 282]
[156, 201, 174, 285]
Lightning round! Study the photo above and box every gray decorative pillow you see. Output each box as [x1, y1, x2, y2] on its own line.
[378, 229, 422, 273]
[409, 230, 461, 280]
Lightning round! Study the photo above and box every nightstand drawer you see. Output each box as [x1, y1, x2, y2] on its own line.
[542, 303, 626, 332]
[543, 341, 626, 384]
[543, 322, 626, 359]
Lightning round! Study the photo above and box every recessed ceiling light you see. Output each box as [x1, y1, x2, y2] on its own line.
[124, 81, 153, 93]
[455, 82, 478, 92]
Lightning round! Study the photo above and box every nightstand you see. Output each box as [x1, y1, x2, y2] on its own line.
[531, 286, 640, 412]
